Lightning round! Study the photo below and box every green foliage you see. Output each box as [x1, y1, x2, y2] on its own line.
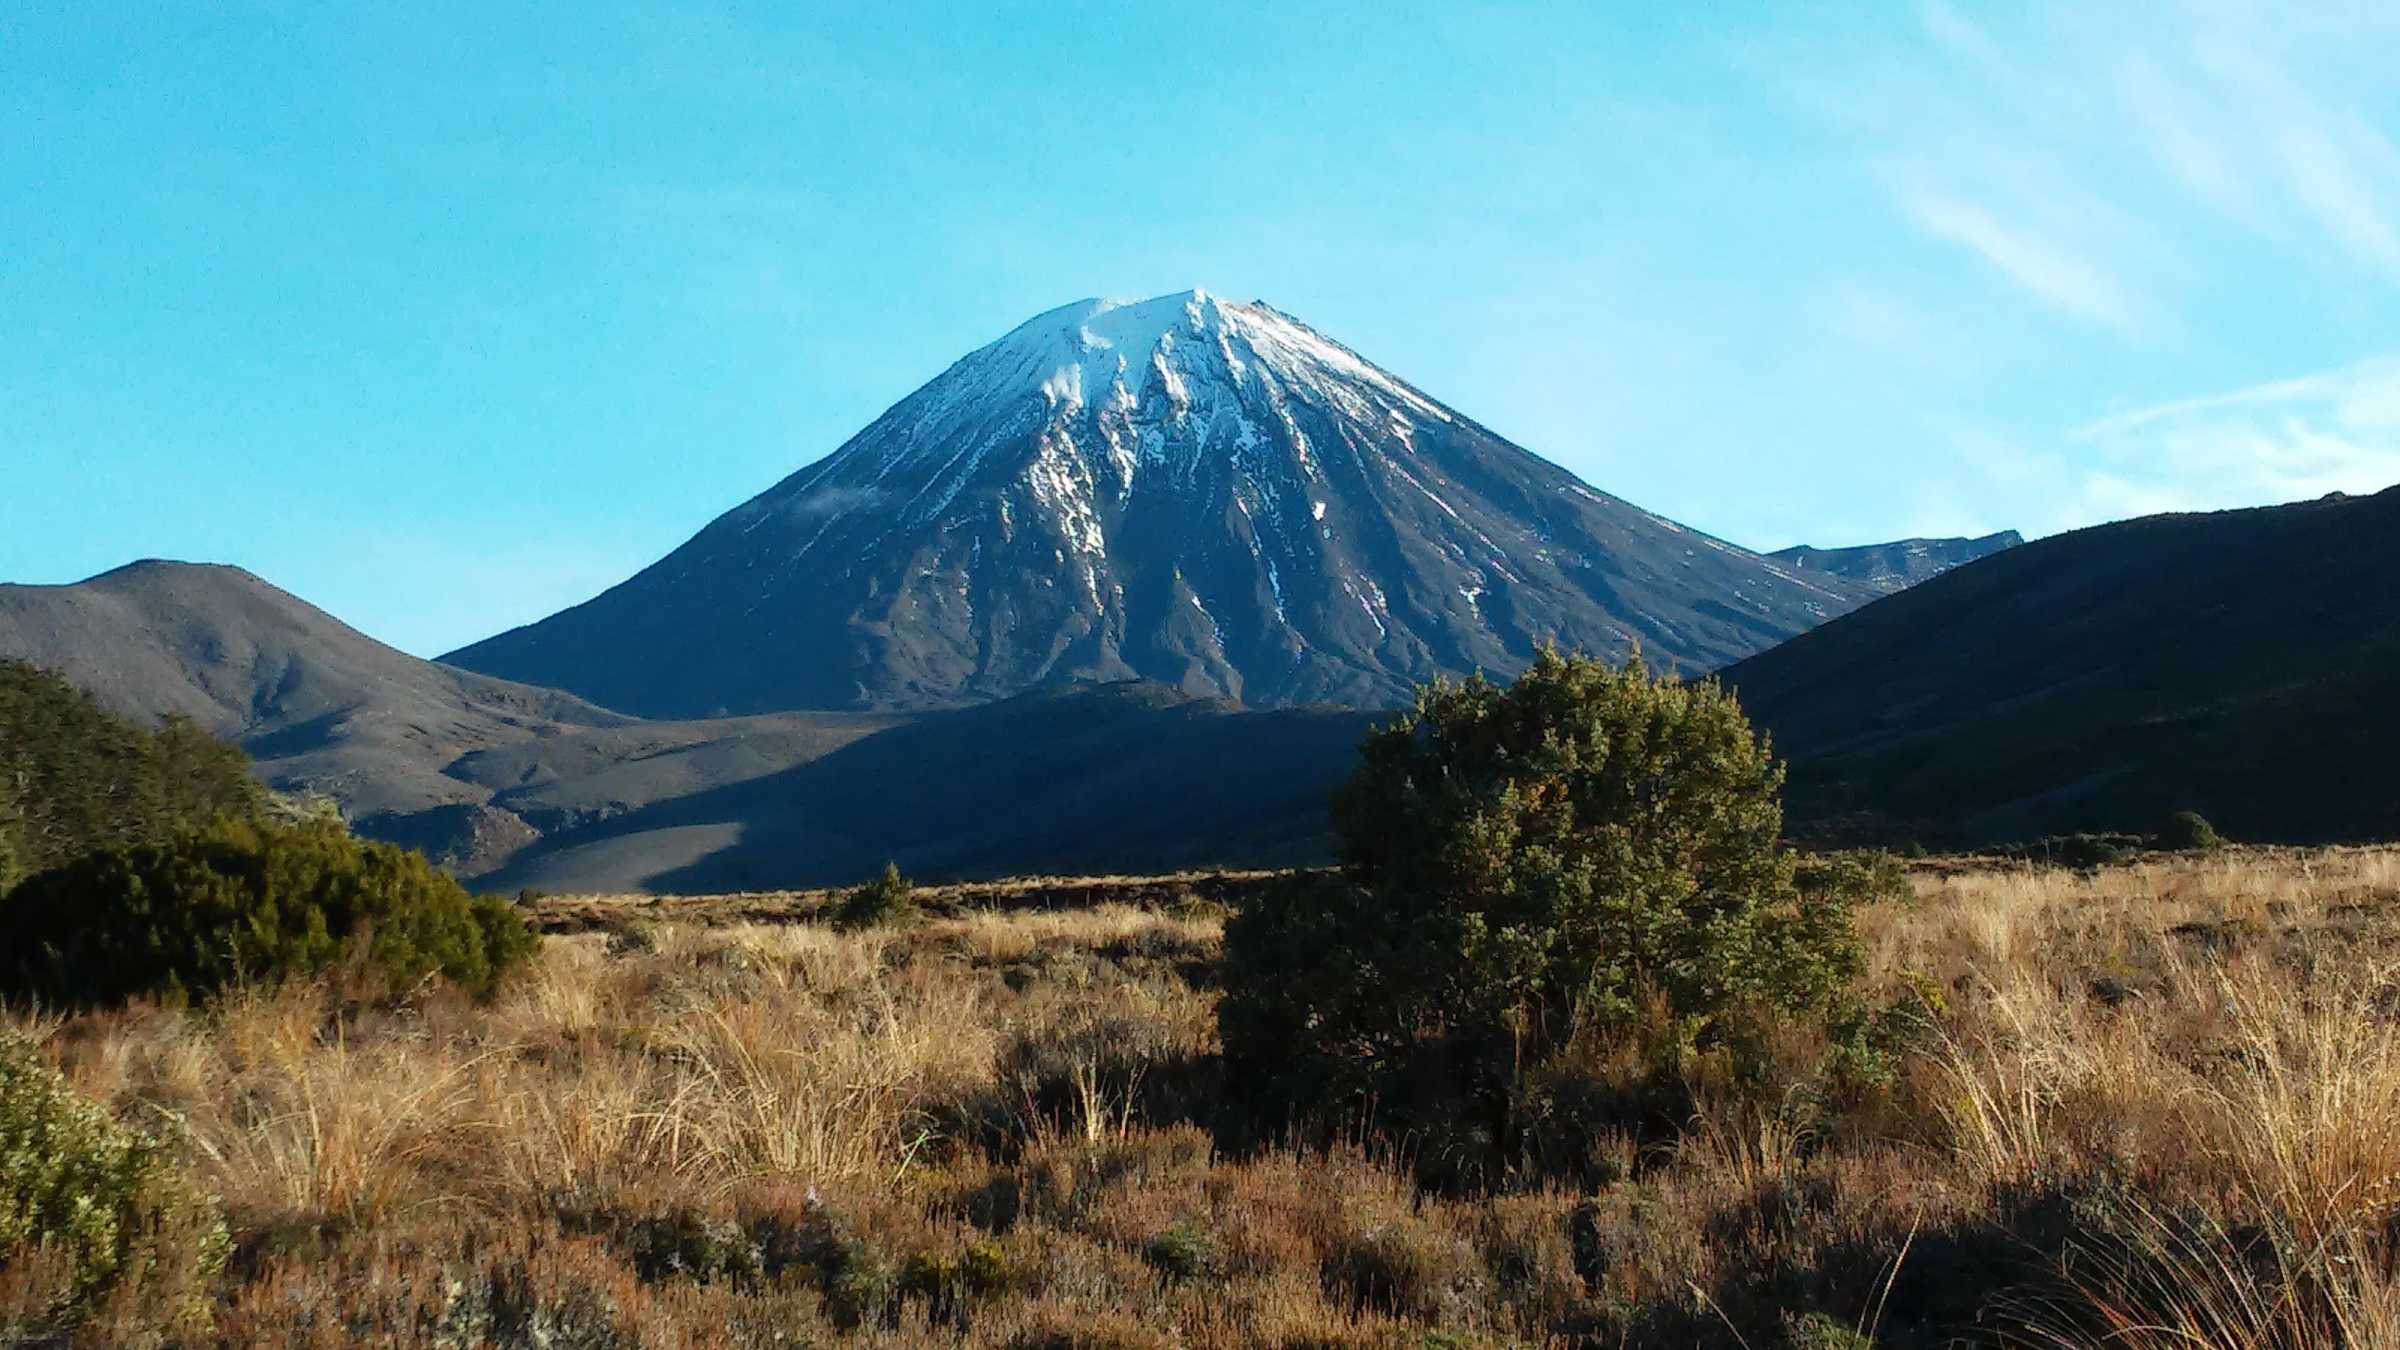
[1220, 649, 1864, 1180]
[2158, 809, 2225, 852]
[1782, 1309, 1876, 1349]
[0, 816, 537, 1008]
[0, 661, 261, 887]
[0, 778, 20, 897]
[1143, 1222, 1216, 1281]
[0, 1037, 227, 1339]
[832, 862, 918, 932]
[1794, 850, 1914, 909]
[2013, 833, 2141, 869]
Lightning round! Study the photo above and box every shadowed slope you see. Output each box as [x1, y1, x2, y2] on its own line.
[1726, 488, 2400, 844]
[480, 681, 1377, 893]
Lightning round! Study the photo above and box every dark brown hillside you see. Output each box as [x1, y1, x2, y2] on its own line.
[1725, 486, 2400, 845]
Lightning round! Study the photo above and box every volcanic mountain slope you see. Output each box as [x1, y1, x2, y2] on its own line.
[1768, 531, 2021, 594]
[0, 561, 627, 817]
[446, 290, 1875, 716]
[0, 562, 899, 871]
[1725, 488, 2400, 846]
[1, 562, 1373, 889]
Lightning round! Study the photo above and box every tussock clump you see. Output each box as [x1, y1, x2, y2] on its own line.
[4, 844, 2399, 1344]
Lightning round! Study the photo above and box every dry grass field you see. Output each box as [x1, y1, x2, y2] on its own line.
[10, 848, 2400, 1347]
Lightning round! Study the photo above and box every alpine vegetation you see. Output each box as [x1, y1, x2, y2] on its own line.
[0, 817, 536, 1008]
[1221, 648, 1872, 1188]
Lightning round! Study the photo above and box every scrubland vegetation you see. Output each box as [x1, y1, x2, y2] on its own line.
[0, 847, 2393, 1346]
[6, 651, 2398, 1346]
[0, 661, 259, 894]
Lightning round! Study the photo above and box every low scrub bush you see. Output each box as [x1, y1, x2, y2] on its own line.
[2005, 833, 2142, 869]
[0, 1037, 227, 1342]
[0, 817, 536, 1008]
[1795, 849, 1914, 908]
[2156, 809, 2224, 852]
[832, 862, 919, 931]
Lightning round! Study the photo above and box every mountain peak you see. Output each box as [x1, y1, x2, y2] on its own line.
[447, 293, 1880, 716]
[965, 289, 1438, 428]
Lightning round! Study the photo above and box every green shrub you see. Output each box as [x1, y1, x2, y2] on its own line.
[2046, 834, 2138, 869]
[2157, 810, 2224, 852]
[0, 781, 20, 898]
[0, 1037, 227, 1340]
[1782, 1309, 1875, 1349]
[1143, 1222, 1216, 1280]
[832, 862, 918, 932]
[1220, 648, 1863, 1180]
[1795, 850, 1914, 908]
[0, 661, 261, 883]
[0, 817, 537, 1008]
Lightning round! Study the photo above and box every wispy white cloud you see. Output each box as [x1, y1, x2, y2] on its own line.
[2191, 25, 2400, 279]
[1916, 1, 2017, 88]
[2275, 125, 2400, 279]
[1901, 189, 2140, 330]
[2064, 356, 2400, 524]
[2118, 54, 2251, 218]
[1790, 0, 2400, 341]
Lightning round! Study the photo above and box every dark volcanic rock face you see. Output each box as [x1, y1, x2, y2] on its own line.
[447, 290, 1873, 715]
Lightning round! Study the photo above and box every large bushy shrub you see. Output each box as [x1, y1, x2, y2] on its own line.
[1220, 648, 1863, 1179]
[0, 1037, 227, 1341]
[0, 661, 261, 887]
[0, 817, 536, 1007]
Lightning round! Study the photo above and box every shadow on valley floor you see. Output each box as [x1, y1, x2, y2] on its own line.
[479, 682, 1379, 894]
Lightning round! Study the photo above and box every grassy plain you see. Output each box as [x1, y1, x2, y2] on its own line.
[11, 848, 2400, 1347]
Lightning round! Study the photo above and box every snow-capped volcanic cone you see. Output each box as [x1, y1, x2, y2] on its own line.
[447, 290, 1872, 715]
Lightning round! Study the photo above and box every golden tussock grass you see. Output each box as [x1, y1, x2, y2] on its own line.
[8, 848, 2400, 1346]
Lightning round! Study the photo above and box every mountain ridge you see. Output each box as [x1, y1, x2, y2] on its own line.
[1726, 487, 2400, 845]
[1767, 530, 2022, 594]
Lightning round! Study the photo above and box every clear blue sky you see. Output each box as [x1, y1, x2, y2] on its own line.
[7, 2, 2398, 657]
